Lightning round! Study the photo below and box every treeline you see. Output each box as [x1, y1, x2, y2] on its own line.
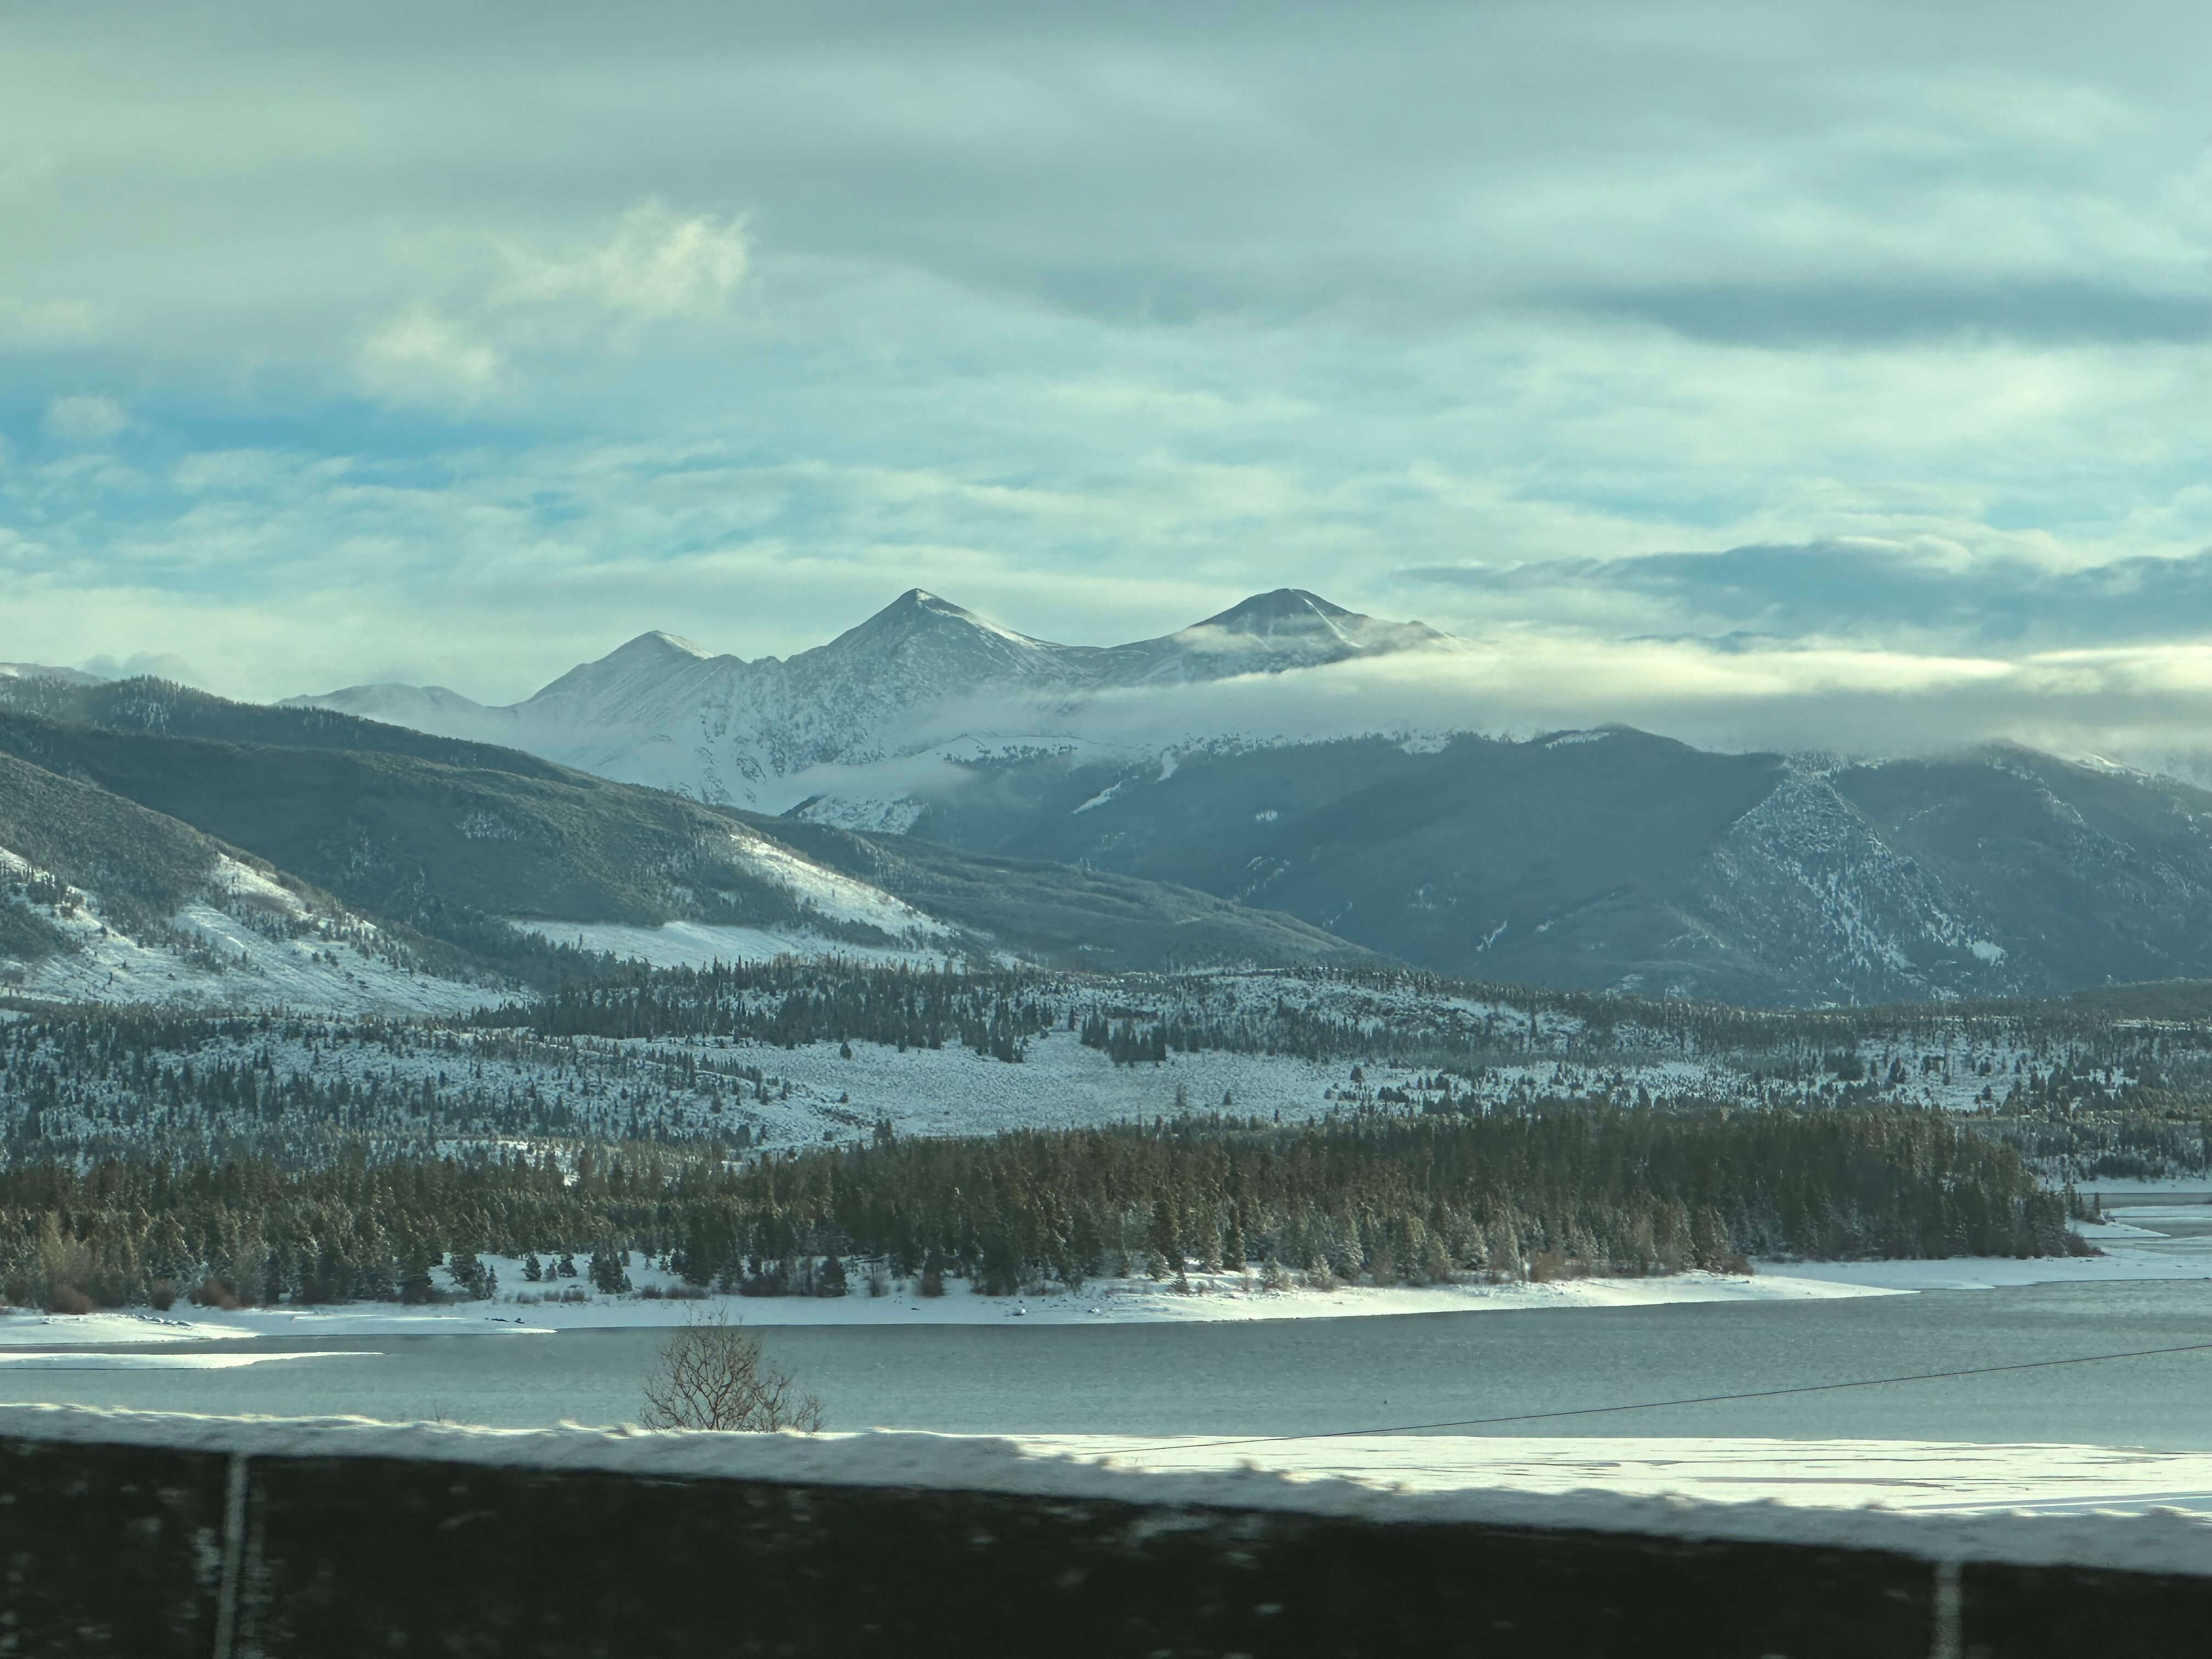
[0, 1104, 2076, 1312]
[479, 958, 2212, 1089]
[479, 960, 1057, 1060]
[1993, 1113, 2212, 1183]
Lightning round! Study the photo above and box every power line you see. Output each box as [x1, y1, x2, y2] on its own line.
[1093, 1338, 2212, 1457]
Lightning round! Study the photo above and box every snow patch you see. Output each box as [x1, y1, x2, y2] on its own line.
[726, 832, 948, 940]
[1072, 782, 1125, 814]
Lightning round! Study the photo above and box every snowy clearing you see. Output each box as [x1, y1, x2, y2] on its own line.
[506, 918, 954, 972]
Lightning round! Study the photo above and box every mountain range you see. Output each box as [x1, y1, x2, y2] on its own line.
[14, 588, 2212, 1006]
[0, 672, 1368, 1011]
[287, 588, 1448, 812]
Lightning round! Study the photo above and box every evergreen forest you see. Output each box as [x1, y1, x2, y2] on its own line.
[0, 1104, 2076, 1313]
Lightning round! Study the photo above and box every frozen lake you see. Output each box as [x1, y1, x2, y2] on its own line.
[4, 1276, 2210, 1451]
[7, 1197, 2209, 1458]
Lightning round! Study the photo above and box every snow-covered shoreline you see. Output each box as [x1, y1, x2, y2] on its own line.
[0, 1267, 1902, 1351]
[7, 1198, 2205, 1352]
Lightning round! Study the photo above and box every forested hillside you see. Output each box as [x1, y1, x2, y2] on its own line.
[0, 698, 1370, 990]
[896, 730, 2212, 1003]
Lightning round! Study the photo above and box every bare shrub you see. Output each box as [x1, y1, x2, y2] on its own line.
[640, 1310, 826, 1433]
[148, 1279, 178, 1312]
[47, 1283, 94, 1316]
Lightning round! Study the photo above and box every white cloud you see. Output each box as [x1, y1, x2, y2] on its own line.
[354, 308, 499, 404]
[5, 3, 2212, 751]
[77, 650, 201, 685]
[41, 393, 131, 444]
[499, 199, 748, 320]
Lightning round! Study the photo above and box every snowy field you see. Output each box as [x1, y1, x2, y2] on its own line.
[691, 1026, 1355, 1145]
[508, 919, 952, 972]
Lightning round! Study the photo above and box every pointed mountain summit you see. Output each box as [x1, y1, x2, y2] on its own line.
[521, 628, 726, 726]
[1098, 588, 1448, 685]
[829, 589, 1061, 656]
[1195, 588, 1357, 637]
[850, 588, 981, 631]
[544, 629, 715, 681]
[809, 588, 1095, 693]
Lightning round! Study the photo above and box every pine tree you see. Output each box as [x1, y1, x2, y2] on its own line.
[588, 1248, 633, 1295]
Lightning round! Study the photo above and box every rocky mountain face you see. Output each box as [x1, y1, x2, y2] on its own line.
[896, 728, 2212, 1005]
[287, 588, 1450, 810]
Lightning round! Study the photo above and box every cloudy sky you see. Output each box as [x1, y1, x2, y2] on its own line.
[4, 1, 2210, 759]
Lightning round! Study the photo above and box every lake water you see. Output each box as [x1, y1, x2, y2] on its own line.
[7, 1277, 2211, 1449]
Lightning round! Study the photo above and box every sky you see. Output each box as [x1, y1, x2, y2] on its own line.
[3, 1, 2211, 763]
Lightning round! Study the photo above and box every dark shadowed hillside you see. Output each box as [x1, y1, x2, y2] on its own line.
[893, 731, 2212, 1003]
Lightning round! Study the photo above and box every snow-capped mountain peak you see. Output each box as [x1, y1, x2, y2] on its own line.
[1097, 589, 1447, 686]
[286, 588, 1452, 809]
[630, 629, 712, 659]
[814, 589, 1087, 684]
[1197, 587, 1357, 636]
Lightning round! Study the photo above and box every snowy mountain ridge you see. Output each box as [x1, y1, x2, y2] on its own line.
[287, 588, 1452, 810]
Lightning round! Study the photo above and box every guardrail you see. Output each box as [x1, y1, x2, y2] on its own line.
[4, 1407, 2209, 1656]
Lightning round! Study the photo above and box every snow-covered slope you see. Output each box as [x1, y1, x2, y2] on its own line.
[288, 589, 1452, 810]
[0, 843, 497, 1015]
[0, 662, 104, 688]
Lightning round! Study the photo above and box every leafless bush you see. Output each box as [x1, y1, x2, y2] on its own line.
[640, 1310, 826, 1433]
